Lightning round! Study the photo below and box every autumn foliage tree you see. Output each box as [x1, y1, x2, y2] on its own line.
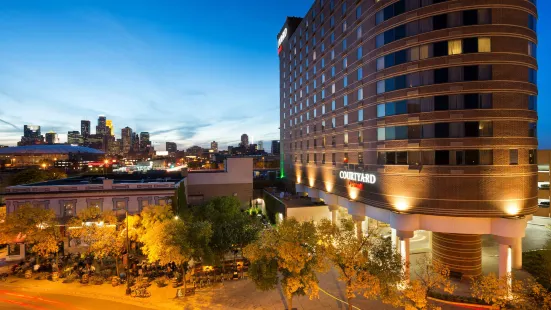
[0, 204, 61, 263]
[401, 255, 455, 310]
[317, 218, 382, 310]
[244, 218, 327, 310]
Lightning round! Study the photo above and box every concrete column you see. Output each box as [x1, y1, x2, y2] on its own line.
[498, 243, 511, 279]
[432, 233, 482, 277]
[512, 238, 522, 270]
[397, 230, 413, 281]
[391, 228, 397, 251]
[328, 205, 339, 225]
[353, 215, 365, 239]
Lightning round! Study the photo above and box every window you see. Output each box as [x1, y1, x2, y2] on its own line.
[332, 117, 336, 128]
[358, 109, 363, 121]
[63, 202, 74, 216]
[357, 47, 362, 60]
[528, 14, 537, 32]
[529, 68, 537, 84]
[358, 130, 363, 143]
[478, 37, 491, 52]
[529, 96, 537, 111]
[344, 76, 348, 87]
[529, 122, 537, 137]
[356, 7, 361, 19]
[357, 88, 363, 100]
[463, 10, 478, 26]
[529, 149, 537, 164]
[377, 57, 384, 71]
[448, 40, 462, 55]
[344, 113, 348, 125]
[343, 57, 348, 68]
[510, 149, 519, 165]
[332, 153, 336, 165]
[344, 133, 348, 146]
[331, 100, 336, 111]
[344, 95, 348, 106]
[528, 42, 537, 58]
[435, 150, 449, 165]
[357, 27, 362, 39]
[342, 39, 347, 50]
[479, 121, 493, 137]
[322, 153, 326, 164]
[357, 68, 363, 80]
[358, 152, 363, 164]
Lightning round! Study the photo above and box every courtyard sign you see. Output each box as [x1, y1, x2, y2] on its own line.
[278, 28, 288, 47]
[339, 171, 376, 185]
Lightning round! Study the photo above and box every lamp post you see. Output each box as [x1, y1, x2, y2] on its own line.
[114, 206, 131, 295]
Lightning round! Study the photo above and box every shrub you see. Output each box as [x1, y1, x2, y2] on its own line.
[34, 272, 49, 280]
[155, 277, 168, 288]
[90, 275, 104, 285]
[62, 273, 78, 283]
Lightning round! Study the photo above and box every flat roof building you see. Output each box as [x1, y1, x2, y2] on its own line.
[278, 0, 538, 278]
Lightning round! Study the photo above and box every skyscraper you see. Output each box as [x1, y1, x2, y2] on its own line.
[67, 131, 81, 145]
[240, 134, 249, 148]
[279, 1, 538, 278]
[96, 115, 107, 135]
[18, 125, 44, 146]
[121, 127, 132, 155]
[106, 120, 114, 136]
[140, 132, 150, 151]
[210, 141, 218, 153]
[257, 141, 264, 151]
[166, 142, 177, 153]
[45, 132, 58, 145]
[81, 120, 90, 138]
[271, 140, 280, 155]
[132, 133, 140, 152]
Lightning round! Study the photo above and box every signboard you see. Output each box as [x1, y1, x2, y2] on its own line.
[339, 171, 376, 184]
[277, 28, 287, 55]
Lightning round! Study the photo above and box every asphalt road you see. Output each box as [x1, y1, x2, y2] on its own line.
[0, 286, 154, 310]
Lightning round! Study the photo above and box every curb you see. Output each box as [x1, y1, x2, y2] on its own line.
[428, 297, 493, 309]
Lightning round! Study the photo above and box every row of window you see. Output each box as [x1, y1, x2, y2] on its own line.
[376, 9, 492, 48]
[377, 37, 492, 71]
[292, 149, 537, 166]
[377, 121, 495, 141]
[376, 0, 448, 25]
[377, 94, 494, 117]
[377, 65, 493, 94]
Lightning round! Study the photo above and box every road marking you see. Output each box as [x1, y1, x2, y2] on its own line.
[0, 297, 49, 310]
[318, 286, 361, 310]
[0, 289, 79, 310]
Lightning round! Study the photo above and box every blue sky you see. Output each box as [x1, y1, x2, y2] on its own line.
[0, 0, 549, 150]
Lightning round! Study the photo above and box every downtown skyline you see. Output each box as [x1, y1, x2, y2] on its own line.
[0, 0, 549, 150]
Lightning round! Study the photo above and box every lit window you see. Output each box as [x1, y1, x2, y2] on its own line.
[448, 40, 462, 55]
[344, 113, 348, 125]
[344, 133, 349, 146]
[478, 37, 491, 52]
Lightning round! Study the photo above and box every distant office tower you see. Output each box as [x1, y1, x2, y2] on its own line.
[106, 120, 114, 136]
[96, 116, 107, 135]
[67, 131, 81, 145]
[45, 132, 58, 145]
[271, 140, 280, 155]
[186, 145, 203, 157]
[257, 141, 264, 151]
[240, 134, 249, 148]
[18, 125, 44, 146]
[132, 133, 140, 152]
[211, 141, 218, 153]
[166, 142, 177, 153]
[140, 132, 150, 151]
[81, 120, 91, 138]
[121, 127, 133, 154]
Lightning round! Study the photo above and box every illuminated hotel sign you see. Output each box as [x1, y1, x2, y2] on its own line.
[277, 28, 288, 55]
[339, 171, 376, 184]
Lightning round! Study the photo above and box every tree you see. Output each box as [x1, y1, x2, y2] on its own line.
[244, 218, 327, 310]
[138, 205, 212, 292]
[66, 207, 121, 266]
[471, 273, 551, 310]
[364, 236, 405, 308]
[317, 218, 382, 310]
[401, 255, 455, 310]
[0, 204, 61, 263]
[7, 168, 67, 186]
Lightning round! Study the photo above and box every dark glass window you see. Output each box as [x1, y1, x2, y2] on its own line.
[463, 38, 478, 53]
[395, 25, 406, 40]
[385, 53, 395, 67]
[464, 66, 479, 81]
[395, 50, 407, 65]
[529, 122, 537, 137]
[395, 126, 408, 140]
[510, 149, 518, 165]
[396, 100, 408, 114]
[463, 10, 478, 26]
[396, 152, 408, 165]
[464, 122, 479, 137]
[395, 75, 407, 89]
[378, 152, 387, 165]
[464, 94, 479, 109]
[385, 78, 396, 92]
[465, 150, 479, 165]
[434, 96, 449, 111]
[384, 28, 395, 44]
[529, 68, 537, 84]
[529, 149, 537, 164]
[386, 102, 396, 116]
[386, 152, 396, 165]
[529, 96, 537, 111]
[434, 41, 448, 57]
[434, 68, 449, 84]
[435, 123, 449, 138]
[383, 4, 394, 20]
[435, 150, 450, 165]
[433, 14, 448, 30]
[528, 14, 537, 32]
[456, 151, 464, 165]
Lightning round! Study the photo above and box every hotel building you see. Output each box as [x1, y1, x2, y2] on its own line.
[278, 0, 538, 277]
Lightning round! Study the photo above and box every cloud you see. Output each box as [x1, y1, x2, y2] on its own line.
[150, 123, 211, 139]
[0, 118, 19, 130]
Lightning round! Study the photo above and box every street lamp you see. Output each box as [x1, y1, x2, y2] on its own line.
[114, 205, 131, 295]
